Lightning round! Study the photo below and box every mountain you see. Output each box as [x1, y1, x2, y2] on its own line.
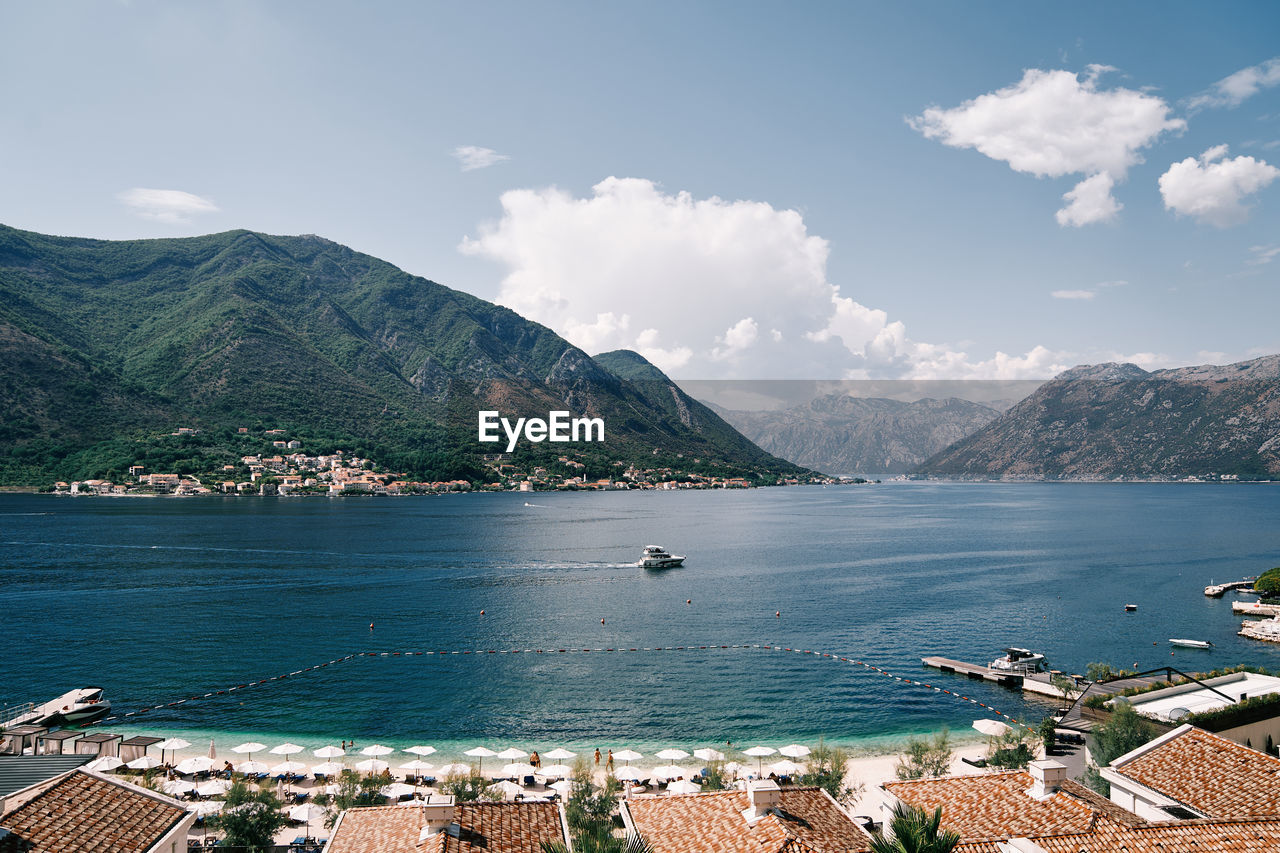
[913, 356, 1280, 480]
[0, 224, 804, 485]
[709, 395, 1001, 476]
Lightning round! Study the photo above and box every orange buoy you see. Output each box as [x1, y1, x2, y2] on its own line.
[601, 618, 606, 625]
[480, 610, 485, 615]
[369, 623, 374, 630]
[686, 599, 692, 605]
[775, 611, 781, 618]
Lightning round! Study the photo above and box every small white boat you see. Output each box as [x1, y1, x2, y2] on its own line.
[637, 545, 684, 569]
[1169, 638, 1213, 649]
[989, 648, 1047, 674]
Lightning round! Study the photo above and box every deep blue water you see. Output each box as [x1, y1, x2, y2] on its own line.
[3, 484, 1280, 761]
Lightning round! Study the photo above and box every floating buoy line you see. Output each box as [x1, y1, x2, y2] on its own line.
[92, 644, 1026, 729]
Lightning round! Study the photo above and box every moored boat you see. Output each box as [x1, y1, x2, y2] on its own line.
[1169, 638, 1213, 649]
[989, 648, 1047, 674]
[1, 687, 111, 729]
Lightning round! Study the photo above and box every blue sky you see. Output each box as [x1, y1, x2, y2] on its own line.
[2, 1, 1278, 378]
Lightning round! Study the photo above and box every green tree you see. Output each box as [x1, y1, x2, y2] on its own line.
[440, 771, 498, 802]
[799, 738, 864, 806]
[1082, 703, 1158, 795]
[325, 771, 386, 827]
[1086, 662, 1137, 683]
[868, 802, 960, 853]
[985, 727, 1036, 770]
[894, 729, 953, 781]
[1256, 567, 1280, 601]
[701, 759, 728, 790]
[210, 780, 289, 851]
[565, 758, 621, 834]
[1038, 717, 1058, 756]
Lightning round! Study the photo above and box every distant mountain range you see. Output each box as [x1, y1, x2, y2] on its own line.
[0, 224, 803, 485]
[710, 395, 1001, 477]
[914, 356, 1280, 480]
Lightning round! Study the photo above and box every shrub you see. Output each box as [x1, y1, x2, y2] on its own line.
[895, 729, 953, 780]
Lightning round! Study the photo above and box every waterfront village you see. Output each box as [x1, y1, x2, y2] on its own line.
[10, 656, 1280, 851]
[51, 427, 841, 497]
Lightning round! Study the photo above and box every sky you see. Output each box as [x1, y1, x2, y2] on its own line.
[2, 1, 1279, 380]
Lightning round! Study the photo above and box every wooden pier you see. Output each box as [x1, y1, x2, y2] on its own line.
[921, 657, 1024, 688]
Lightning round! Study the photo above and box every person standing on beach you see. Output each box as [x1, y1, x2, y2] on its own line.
[594, 748, 601, 767]
[530, 751, 540, 769]
[606, 750, 614, 772]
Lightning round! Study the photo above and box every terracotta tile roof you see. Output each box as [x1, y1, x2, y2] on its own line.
[1110, 725, 1280, 818]
[0, 769, 189, 853]
[956, 815, 1280, 852]
[624, 786, 872, 853]
[326, 801, 567, 853]
[882, 770, 1105, 843]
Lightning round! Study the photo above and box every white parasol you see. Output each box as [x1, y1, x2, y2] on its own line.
[692, 748, 725, 762]
[126, 755, 161, 771]
[778, 744, 811, 759]
[543, 748, 577, 760]
[359, 744, 394, 757]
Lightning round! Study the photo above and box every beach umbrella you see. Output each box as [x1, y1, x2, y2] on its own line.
[156, 737, 191, 764]
[769, 759, 805, 777]
[655, 748, 690, 764]
[539, 763, 573, 778]
[270, 742, 304, 759]
[436, 762, 472, 777]
[399, 759, 435, 775]
[543, 747, 576, 760]
[86, 755, 124, 772]
[404, 745, 437, 757]
[320, 783, 341, 796]
[692, 748, 725, 762]
[127, 755, 162, 771]
[360, 744, 394, 757]
[724, 761, 748, 779]
[176, 756, 216, 775]
[549, 779, 573, 795]
[464, 746, 497, 774]
[236, 760, 269, 775]
[491, 779, 524, 800]
[312, 761, 345, 777]
[270, 760, 307, 775]
[196, 779, 231, 797]
[195, 800, 224, 817]
[289, 802, 328, 839]
[973, 719, 1012, 737]
[778, 744, 811, 759]
[162, 779, 195, 796]
[652, 765, 694, 782]
[313, 745, 346, 759]
[614, 766, 644, 782]
[381, 782, 416, 799]
[232, 742, 266, 761]
[355, 758, 389, 774]
[500, 762, 537, 779]
[743, 746, 776, 774]
[666, 779, 701, 795]
[613, 749, 643, 764]
[496, 747, 528, 760]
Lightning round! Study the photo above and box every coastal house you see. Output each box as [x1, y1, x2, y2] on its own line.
[1102, 724, 1280, 820]
[621, 782, 874, 853]
[1119, 671, 1280, 748]
[324, 796, 570, 853]
[880, 755, 1280, 851]
[0, 768, 195, 852]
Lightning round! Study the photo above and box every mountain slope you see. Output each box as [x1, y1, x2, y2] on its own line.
[0, 224, 804, 484]
[711, 394, 1001, 476]
[914, 356, 1280, 480]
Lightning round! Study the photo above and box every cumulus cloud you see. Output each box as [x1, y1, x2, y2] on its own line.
[1158, 145, 1280, 226]
[452, 145, 511, 171]
[1052, 289, 1096, 300]
[1187, 57, 1280, 110]
[461, 177, 1066, 379]
[117, 188, 218, 224]
[1055, 172, 1122, 226]
[911, 65, 1184, 225]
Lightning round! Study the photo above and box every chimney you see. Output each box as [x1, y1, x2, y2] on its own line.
[742, 779, 782, 824]
[418, 793, 456, 841]
[1026, 760, 1066, 800]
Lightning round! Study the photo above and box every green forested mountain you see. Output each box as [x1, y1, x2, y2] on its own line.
[0, 224, 803, 485]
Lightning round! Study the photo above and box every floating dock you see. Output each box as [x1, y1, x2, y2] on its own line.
[921, 657, 1083, 699]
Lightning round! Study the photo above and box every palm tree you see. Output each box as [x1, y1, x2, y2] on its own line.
[541, 827, 653, 853]
[869, 802, 961, 853]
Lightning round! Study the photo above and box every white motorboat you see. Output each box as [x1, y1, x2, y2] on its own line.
[1, 687, 111, 729]
[637, 545, 684, 569]
[1169, 638, 1213, 649]
[989, 648, 1047, 674]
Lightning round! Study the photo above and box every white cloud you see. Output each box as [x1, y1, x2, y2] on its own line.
[452, 145, 511, 171]
[1249, 245, 1280, 266]
[1051, 289, 1096, 300]
[461, 177, 1066, 379]
[1158, 145, 1280, 226]
[1187, 57, 1280, 110]
[117, 188, 218, 224]
[911, 66, 1183, 223]
[1055, 172, 1122, 226]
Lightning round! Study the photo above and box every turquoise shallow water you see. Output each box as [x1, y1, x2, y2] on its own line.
[4, 484, 1280, 763]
